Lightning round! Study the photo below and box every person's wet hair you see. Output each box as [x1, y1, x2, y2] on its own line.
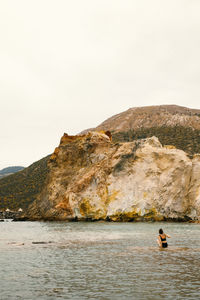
[159, 228, 163, 234]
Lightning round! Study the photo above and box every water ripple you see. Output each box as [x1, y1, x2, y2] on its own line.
[0, 222, 200, 299]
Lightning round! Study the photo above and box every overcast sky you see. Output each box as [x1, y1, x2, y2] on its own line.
[1, 0, 200, 169]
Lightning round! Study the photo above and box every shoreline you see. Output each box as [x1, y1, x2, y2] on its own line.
[5, 217, 200, 223]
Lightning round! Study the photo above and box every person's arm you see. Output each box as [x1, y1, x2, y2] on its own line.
[157, 236, 162, 247]
[166, 234, 171, 238]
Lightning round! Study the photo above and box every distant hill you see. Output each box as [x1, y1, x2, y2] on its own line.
[82, 105, 200, 156]
[0, 156, 50, 210]
[95, 105, 200, 132]
[0, 166, 24, 178]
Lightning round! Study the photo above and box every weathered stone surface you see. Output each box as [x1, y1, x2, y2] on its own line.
[187, 154, 200, 219]
[27, 131, 200, 221]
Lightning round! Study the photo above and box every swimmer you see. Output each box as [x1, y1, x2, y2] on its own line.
[157, 228, 171, 248]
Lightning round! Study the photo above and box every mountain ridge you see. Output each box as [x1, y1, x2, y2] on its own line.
[82, 105, 200, 134]
[0, 166, 24, 178]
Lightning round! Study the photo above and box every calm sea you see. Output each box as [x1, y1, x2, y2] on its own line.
[0, 221, 200, 300]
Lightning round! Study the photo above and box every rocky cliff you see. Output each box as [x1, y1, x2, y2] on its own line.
[27, 131, 200, 222]
[2, 105, 200, 213]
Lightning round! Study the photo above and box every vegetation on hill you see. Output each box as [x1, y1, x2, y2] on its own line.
[0, 156, 50, 211]
[112, 126, 200, 156]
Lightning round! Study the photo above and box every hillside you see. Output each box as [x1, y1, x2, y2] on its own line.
[89, 105, 200, 156]
[112, 126, 200, 157]
[1, 104, 200, 212]
[0, 156, 50, 210]
[0, 166, 24, 178]
[95, 105, 200, 132]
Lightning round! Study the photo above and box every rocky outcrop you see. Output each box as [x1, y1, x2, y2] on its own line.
[27, 131, 200, 221]
[0, 210, 24, 220]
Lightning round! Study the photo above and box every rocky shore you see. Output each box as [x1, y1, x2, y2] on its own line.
[0, 210, 24, 221]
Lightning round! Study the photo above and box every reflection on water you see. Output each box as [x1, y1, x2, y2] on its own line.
[0, 222, 200, 299]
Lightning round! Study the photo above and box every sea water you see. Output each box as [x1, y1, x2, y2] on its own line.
[0, 221, 200, 300]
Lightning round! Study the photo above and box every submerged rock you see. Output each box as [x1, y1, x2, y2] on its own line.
[27, 131, 200, 221]
[32, 241, 53, 244]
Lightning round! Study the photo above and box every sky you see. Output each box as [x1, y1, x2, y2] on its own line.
[1, 0, 200, 169]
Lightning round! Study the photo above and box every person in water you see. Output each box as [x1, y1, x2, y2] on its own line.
[157, 228, 171, 248]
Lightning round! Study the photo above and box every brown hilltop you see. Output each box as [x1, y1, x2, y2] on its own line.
[80, 105, 200, 157]
[94, 105, 200, 132]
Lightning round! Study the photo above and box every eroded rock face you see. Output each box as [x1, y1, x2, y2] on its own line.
[28, 132, 200, 221]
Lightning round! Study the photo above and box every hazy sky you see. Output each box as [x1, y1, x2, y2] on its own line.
[1, 0, 200, 169]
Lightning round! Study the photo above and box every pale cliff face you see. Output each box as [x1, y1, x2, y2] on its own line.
[28, 132, 200, 221]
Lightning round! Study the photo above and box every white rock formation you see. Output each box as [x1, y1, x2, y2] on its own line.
[29, 132, 200, 221]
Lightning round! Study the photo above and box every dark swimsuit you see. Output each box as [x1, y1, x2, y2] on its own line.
[159, 234, 168, 248]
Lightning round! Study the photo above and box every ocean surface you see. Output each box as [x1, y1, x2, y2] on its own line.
[0, 221, 200, 300]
